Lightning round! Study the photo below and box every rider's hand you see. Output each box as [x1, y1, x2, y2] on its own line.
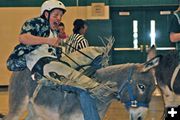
[47, 38, 61, 47]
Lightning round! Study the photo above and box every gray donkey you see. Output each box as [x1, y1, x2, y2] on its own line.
[1, 48, 160, 120]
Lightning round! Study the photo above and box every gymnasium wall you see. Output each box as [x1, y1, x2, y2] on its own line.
[0, 7, 41, 85]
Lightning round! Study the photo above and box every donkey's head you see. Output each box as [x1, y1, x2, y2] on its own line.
[95, 46, 160, 120]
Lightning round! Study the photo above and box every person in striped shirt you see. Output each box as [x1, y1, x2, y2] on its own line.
[66, 19, 89, 54]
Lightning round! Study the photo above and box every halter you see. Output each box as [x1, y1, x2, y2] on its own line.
[117, 66, 149, 108]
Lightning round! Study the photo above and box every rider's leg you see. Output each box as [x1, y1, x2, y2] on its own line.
[41, 61, 101, 120]
[79, 91, 100, 120]
[41, 59, 115, 101]
[60, 85, 100, 120]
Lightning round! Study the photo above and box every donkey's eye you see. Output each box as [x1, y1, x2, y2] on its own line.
[138, 84, 145, 91]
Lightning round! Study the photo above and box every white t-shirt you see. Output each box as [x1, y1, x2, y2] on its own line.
[26, 30, 58, 70]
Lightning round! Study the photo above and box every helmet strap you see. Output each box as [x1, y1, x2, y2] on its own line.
[47, 11, 51, 22]
[47, 11, 55, 31]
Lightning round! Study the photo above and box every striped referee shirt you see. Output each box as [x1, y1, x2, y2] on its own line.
[66, 33, 89, 54]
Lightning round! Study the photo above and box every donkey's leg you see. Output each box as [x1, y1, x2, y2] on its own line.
[25, 102, 58, 120]
[25, 100, 44, 120]
[4, 69, 31, 120]
[4, 96, 29, 120]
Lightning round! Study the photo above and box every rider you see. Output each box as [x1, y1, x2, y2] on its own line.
[8, 0, 102, 120]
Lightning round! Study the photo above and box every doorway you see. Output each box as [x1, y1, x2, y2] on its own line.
[111, 6, 177, 64]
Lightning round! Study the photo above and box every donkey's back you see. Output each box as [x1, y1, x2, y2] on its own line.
[5, 69, 84, 120]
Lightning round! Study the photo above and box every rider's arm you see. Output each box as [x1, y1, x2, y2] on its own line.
[19, 33, 60, 47]
[169, 13, 180, 42]
[19, 33, 50, 45]
[170, 32, 180, 42]
[18, 18, 60, 47]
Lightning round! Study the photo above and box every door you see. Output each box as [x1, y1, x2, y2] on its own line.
[111, 8, 146, 64]
[111, 6, 177, 64]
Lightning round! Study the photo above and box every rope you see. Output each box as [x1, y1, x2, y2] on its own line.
[170, 64, 180, 91]
[63, 42, 93, 60]
[31, 82, 43, 102]
[61, 51, 85, 70]
[174, 13, 180, 25]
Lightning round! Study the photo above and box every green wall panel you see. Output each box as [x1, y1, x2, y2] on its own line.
[0, 0, 84, 7]
[86, 0, 109, 5]
[112, 51, 146, 64]
[110, 0, 179, 7]
[85, 20, 112, 46]
[0, 0, 107, 7]
[85, 20, 113, 64]
[0, 0, 178, 7]
[0, 0, 43, 7]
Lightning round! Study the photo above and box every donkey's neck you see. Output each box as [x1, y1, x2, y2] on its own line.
[95, 63, 137, 84]
[94, 64, 138, 118]
[96, 94, 116, 118]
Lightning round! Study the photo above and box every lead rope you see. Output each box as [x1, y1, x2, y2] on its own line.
[170, 64, 180, 91]
[32, 83, 43, 102]
[174, 13, 180, 25]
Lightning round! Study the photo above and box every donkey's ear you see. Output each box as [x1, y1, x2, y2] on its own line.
[142, 55, 161, 72]
[147, 45, 156, 61]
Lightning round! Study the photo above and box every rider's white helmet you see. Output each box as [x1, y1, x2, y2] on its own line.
[41, 0, 66, 15]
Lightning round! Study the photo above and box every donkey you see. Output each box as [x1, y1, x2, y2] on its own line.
[1, 50, 159, 120]
[148, 46, 180, 112]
